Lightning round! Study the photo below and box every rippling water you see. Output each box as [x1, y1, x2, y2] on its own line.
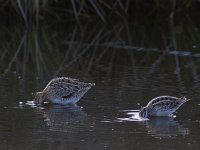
[0, 59, 200, 150]
[1, 13, 200, 149]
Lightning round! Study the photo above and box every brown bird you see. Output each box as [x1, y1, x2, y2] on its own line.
[34, 77, 95, 105]
[139, 96, 190, 118]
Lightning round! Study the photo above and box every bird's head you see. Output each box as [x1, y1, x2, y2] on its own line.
[34, 92, 44, 104]
[139, 107, 149, 118]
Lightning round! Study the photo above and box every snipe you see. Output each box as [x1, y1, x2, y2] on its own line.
[34, 77, 95, 105]
[139, 96, 190, 118]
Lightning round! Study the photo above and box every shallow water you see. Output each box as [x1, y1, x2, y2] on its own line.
[0, 60, 200, 150]
[1, 14, 200, 149]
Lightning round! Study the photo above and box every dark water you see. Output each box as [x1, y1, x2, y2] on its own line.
[0, 59, 200, 150]
[1, 14, 200, 149]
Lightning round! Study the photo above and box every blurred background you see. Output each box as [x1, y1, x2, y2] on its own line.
[0, 0, 200, 77]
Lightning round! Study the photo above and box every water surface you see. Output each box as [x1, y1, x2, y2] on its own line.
[0, 15, 200, 149]
[0, 60, 200, 150]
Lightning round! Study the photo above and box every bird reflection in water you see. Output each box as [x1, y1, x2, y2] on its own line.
[39, 104, 87, 132]
[142, 117, 189, 138]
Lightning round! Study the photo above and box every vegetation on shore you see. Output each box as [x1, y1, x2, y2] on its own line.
[0, 0, 200, 76]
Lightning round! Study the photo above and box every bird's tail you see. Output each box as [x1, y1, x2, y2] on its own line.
[90, 83, 95, 86]
[180, 96, 190, 102]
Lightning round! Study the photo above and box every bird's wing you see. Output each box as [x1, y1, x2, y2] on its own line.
[152, 100, 180, 110]
[147, 96, 178, 106]
[43, 77, 94, 99]
[48, 82, 81, 99]
[47, 77, 80, 86]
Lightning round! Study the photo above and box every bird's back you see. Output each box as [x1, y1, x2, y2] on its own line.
[147, 96, 189, 116]
[42, 77, 94, 104]
[45, 77, 92, 91]
[147, 96, 180, 107]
